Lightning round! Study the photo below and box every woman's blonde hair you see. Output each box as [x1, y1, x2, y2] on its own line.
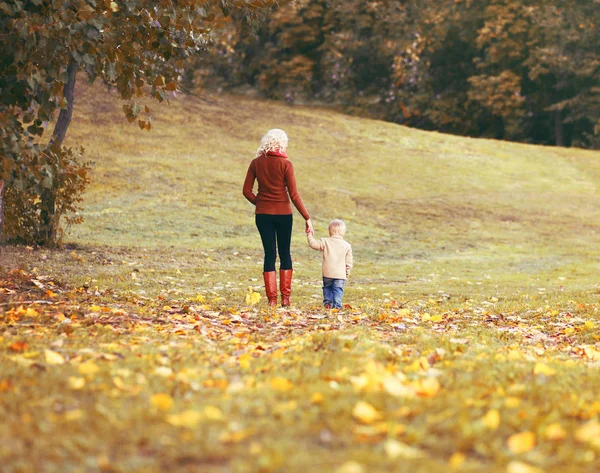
[256, 129, 289, 157]
[329, 219, 346, 236]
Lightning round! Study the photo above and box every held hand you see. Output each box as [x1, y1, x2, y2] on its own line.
[305, 218, 314, 235]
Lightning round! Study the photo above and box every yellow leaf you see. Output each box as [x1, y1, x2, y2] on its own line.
[421, 313, 431, 321]
[238, 353, 252, 369]
[45, 350, 65, 365]
[449, 452, 466, 468]
[504, 396, 522, 408]
[481, 409, 500, 430]
[78, 361, 100, 376]
[575, 419, 600, 444]
[166, 410, 203, 428]
[383, 376, 416, 398]
[151, 393, 174, 411]
[154, 366, 173, 377]
[544, 423, 566, 441]
[582, 346, 600, 361]
[195, 294, 205, 303]
[352, 401, 382, 424]
[245, 288, 261, 305]
[311, 392, 324, 404]
[430, 314, 443, 322]
[25, 307, 39, 317]
[67, 377, 86, 390]
[90, 305, 102, 312]
[220, 428, 254, 444]
[64, 409, 85, 422]
[413, 377, 441, 397]
[533, 363, 555, 376]
[270, 377, 293, 392]
[383, 439, 424, 459]
[334, 461, 364, 473]
[506, 461, 545, 473]
[507, 431, 536, 454]
[204, 405, 224, 421]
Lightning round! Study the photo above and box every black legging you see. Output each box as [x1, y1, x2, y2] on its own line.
[256, 214, 293, 272]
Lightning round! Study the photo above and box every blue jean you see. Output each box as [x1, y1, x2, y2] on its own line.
[323, 277, 345, 309]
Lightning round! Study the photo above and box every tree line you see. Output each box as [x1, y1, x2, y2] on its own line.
[201, 0, 600, 148]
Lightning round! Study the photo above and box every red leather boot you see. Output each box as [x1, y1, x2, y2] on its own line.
[280, 269, 293, 307]
[263, 272, 278, 308]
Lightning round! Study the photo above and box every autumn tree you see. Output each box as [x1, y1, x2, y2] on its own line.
[206, 0, 600, 148]
[0, 0, 280, 245]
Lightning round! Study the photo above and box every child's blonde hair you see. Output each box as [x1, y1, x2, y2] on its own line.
[256, 129, 288, 157]
[328, 219, 346, 236]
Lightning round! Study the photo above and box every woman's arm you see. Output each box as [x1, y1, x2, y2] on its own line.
[284, 161, 310, 221]
[242, 161, 257, 205]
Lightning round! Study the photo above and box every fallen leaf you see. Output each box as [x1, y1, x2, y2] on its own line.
[166, 410, 203, 428]
[481, 409, 500, 430]
[64, 409, 85, 422]
[311, 392, 324, 404]
[575, 419, 600, 445]
[45, 350, 65, 365]
[8, 341, 28, 352]
[25, 307, 39, 317]
[352, 401, 382, 424]
[506, 461, 544, 473]
[384, 439, 424, 459]
[151, 393, 174, 411]
[533, 363, 555, 376]
[449, 452, 466, 468]
[544, 423, 566, 441]
[334, 461, 364, 473]
[154, 366, 173, 377]
[507, 431, 536, 454]
[67, 376, 86, 390]
[78, 361, 100, 376]
[204, 405, 224, 421]
[270, 377, 293, 392]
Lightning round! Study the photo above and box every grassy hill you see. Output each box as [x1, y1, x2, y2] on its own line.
[45, 83, 600, 303]
[2, 86, 600, 473]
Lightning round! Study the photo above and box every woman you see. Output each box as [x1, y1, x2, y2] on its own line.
[243, 129, 313, 307]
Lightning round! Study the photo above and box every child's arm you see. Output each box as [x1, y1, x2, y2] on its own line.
[307, 233, 324, 251]
[345, 246, 353, 278]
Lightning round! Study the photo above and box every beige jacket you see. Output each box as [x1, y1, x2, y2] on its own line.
[307, 234, 353, 279]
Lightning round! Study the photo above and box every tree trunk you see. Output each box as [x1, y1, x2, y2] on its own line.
[0, 180, 5, 245]
[554, 109, 564, 147]
[40, 61, 78, 245]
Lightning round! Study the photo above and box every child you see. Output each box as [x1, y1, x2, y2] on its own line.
[307, 219, 353, 309]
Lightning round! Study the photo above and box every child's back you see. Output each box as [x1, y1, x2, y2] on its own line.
[307, 219, 353, 308]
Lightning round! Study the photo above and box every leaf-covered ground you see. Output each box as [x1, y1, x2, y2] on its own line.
[2, 86, 600, 472]
[2, 268, 599, 473]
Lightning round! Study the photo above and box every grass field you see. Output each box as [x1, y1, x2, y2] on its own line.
[1, 84, 600, 473]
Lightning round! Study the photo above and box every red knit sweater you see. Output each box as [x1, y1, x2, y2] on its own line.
[243, 153, 310, 220]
